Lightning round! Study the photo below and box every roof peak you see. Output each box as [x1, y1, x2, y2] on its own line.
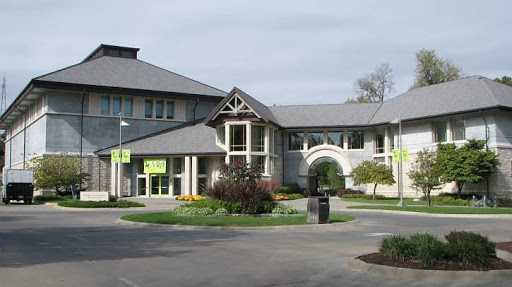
[83, 44, 140, 62]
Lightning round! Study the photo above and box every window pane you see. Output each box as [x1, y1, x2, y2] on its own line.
[288, 132, 303, 150]
[173, 158, 182, 174]
[251, 155, 266, 174]
[230, 125, 247, 151]
[145, 100, 153, 118]
[308, 132, 323, 149]
[251, 126, 265, 152]
[375, 128, 385, 154]
[389, 129, 395, 152]
[124, 97, 133, 117]
[101, 96, 110, 115]
[230, 155, 246, 164]
[348, 131, 364, 149]
[198, 178, 207, 195]
[113, 96, 121, 116]
[217, 126, 225, 145]
[198, 158, 207, 174]
[166, 101, 174, 119]
[328, 131, 343, 148]
[155, 100, 163, 119]
[452, 118, 465, 141]
[433, 121, 447, 142]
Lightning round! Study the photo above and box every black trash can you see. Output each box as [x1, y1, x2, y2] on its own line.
[307, 196, 330, 224]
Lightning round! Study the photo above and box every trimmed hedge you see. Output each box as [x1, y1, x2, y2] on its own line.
[278, 183, 302, 194]
[58, 200, 144, 208]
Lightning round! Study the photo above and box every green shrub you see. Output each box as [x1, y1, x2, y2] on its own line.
[214, 208, 228, 216]
[108, 195, 118, 202]
[206, 181, 273, 214]
[34, 195, 68, 202]
[256, 200, 277, 214]
[271, 203, 298, 215]
[184, 199, 244, 214]
[497, 198, 512, 207]
[58, 200, 144, 208]
[380, 235, 415, 261]
[342, 194, 385, 200]
[173, 206, 214, 216]
[409, 233, 447, 268]
[430, 196, 470, 206]
[445, 230, 496, 267]
[278, 183, 301, 194]
[336, 188, 364, 198]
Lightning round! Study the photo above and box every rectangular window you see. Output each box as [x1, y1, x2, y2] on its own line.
[124, 97, 133, 117]
[433, 121, 447, 142]
[251, 155, 266, 173]
[389, 128, 395, 152]
[217, 126, 225, 145]
[230, 125, 247, 151]
[173, 178, 181, 196]
[251, 126, 265, 152]
[308, 132, 324, 149]
[101, 96, 110, 115]
[112, 96, 121, 116]
[348, 130, 364, 149]
[230, 155, 246, 163]
[155, 100, 163, 119]
[288, 132, 304, 151]
[452, 118, 465, 141]
[328, 131, 343, 148]
[166, 101, 174, 119]
[198, 158, 207, 174]
[173, 158, 182, 174]
[145, 100, 153, 118]
[375, 128, 385, 154]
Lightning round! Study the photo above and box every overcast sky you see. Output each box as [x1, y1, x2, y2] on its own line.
[1, 0, 511, 107]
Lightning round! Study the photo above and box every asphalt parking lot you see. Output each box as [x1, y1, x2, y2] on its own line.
[1, 198, 511, 287]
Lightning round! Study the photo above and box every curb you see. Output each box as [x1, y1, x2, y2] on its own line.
[116, 217, 358, 232]
[344, 208, 512, 218]
[346, 258, 512, 281]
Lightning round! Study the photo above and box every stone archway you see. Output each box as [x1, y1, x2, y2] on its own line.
[297, 145, 354, 189]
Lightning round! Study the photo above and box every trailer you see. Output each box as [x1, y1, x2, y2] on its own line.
[2, 169, 35, 204]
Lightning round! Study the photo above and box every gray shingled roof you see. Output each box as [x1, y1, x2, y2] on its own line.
[268, 103, 381, 128]
[35, 56, 227, 97]
[96, 121, 225, 156]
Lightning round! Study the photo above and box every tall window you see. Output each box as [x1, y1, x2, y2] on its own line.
[452, 118, 465, 141]
[348, 130, 364, 149]
[308, 132, 323, 149]
[327, 131, 343, 148]
[124, 97, 133, 117]
[166, 101, 174, 119]
[288, 132, 304, 151]
[155, 100, 163, 119]
[173, 158, 182, 174]
[112, 96, 121, 116]
[251, 126, 265, 152]
[230, 125, 247, 151]
[217, 126, 225, 145]
[251, 155, 266, 173]
[101, 96, 110, 115]
[389, 128, 395, 152]
[198, 158, 207, 174]
[433, 121, 447, 142]
[145, 100, 153, 118]
[375, 128, 385, 154]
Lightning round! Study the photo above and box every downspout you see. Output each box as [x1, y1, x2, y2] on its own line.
[480, 111, 490, 198]
[79, 88, 86, 190]
[9, 124, 12, 168]
[281, 130, 285, 185]
[15, 107, 26, 169]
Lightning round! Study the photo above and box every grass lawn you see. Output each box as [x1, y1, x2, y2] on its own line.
[341, 197, 426, 205]
[121, 213, 355, 227]
[347, 205, 512, 214]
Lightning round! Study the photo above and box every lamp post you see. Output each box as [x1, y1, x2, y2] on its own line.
[391, 113, 406, 207]
[118, 112, 129, 198]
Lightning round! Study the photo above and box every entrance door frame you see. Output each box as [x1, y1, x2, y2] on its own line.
[149, 174, 170, 197]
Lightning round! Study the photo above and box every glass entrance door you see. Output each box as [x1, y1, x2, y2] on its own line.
[150, 175, 170, 197]
[138, 177, 147, 196]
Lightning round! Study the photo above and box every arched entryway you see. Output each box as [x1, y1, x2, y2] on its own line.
[308, 157, 344, 195]
[297, 145, 354, 192]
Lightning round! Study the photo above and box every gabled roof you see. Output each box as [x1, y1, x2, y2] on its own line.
[95, 120, 225, 157]
[204, 87, 279, 127]
[34, 55, 227, 97]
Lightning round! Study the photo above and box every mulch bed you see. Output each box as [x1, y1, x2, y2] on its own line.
[357, 253, 512, 271]
[496, 241, 512, 253]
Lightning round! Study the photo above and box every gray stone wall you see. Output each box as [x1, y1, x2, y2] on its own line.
[81, 156, 111, 191]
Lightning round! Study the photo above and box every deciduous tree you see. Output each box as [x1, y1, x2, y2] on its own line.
[412, 49, 463, 89]
[347, 63, 394, 103]
[351, 160, 395, 199]
[408, 149, 442, 206]
[494, 76, 512, 87]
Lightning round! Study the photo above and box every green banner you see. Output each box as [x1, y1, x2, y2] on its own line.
[144, 158, 167, 173]
[122, 149, 131, 163]
[392, 148, 399, 163]
[392, 148, 409, 163]
[402, 147, 409, 162]
[111, 150, 120, 163]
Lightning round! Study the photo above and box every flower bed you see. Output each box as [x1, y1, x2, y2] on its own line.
[176, 195, 205, 201]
